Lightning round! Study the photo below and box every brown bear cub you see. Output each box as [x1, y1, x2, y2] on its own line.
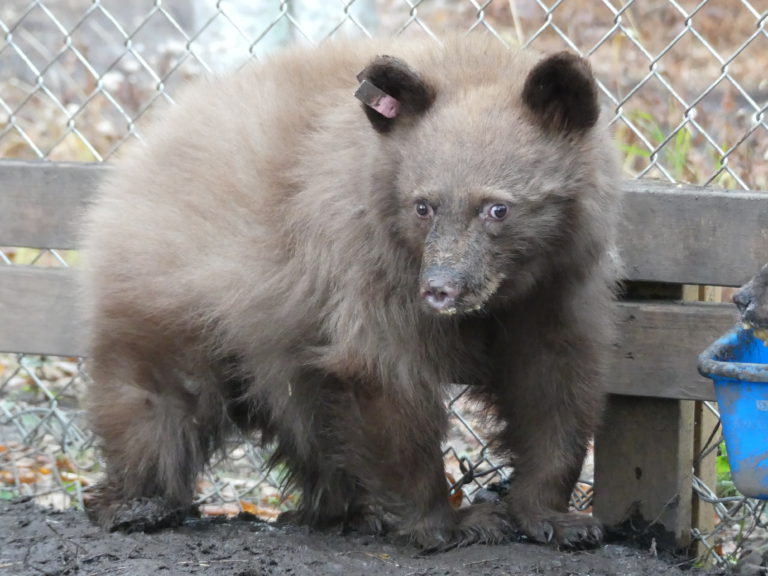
[81, 36, 621, 550]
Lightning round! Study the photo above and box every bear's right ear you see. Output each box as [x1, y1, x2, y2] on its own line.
[355, 55, 435, 134]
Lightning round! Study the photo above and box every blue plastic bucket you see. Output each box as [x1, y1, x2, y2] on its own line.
[698, 327, 768, 499]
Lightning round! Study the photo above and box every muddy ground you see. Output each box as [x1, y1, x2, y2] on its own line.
[0, 499, 723, 576]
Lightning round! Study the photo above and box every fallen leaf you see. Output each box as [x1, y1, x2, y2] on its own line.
[239, 500, 257, 515]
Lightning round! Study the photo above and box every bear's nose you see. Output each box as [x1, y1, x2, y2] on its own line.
[421, 274, 461, 311]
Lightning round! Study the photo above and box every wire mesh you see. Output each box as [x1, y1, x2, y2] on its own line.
[1, 0, 766, 569]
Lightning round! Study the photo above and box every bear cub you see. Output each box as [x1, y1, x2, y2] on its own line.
[81, 36, 621, 549]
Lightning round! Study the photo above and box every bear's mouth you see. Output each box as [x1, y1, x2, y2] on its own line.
[419, 289, 491, 317]
[418, 266, 505, 316]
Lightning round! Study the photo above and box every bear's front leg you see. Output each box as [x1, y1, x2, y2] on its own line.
[476, 299, 609, 548]
[336, 381, 510, 549]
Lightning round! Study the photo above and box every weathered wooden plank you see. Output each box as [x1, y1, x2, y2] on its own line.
[620, 179, 768, 287]
[0, 160, 105, 250]
[0, 266, 83, 357]
[0, 263, 735, 400]
[594, 396, 695, 549]
[1, 160, 768, 284]
[608, 300, 733, 401]
[0, 159, 748, 387]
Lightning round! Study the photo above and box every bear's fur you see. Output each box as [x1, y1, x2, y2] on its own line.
[81, 36, 621, 549]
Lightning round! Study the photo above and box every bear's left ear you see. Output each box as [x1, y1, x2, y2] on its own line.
[355, 55, 436, 134]
[522, 52, 599, 135]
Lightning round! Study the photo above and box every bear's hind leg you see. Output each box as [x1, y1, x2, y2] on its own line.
[85, 347, 224, 532]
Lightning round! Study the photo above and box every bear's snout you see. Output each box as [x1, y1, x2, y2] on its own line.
[420, 268, 462, 313]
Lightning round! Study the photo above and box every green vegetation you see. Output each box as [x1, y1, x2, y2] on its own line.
[619, 110, 693, 182]
[716, 441, 740, 498]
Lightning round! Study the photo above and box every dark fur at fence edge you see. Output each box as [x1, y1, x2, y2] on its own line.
[79, 36, 622, 550]
[734, 263, 768, 331]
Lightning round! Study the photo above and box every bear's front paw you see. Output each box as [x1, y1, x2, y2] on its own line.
[407, 502, 513, 553]
[512, 508, 603, 548]
[453, 501, 513, 548]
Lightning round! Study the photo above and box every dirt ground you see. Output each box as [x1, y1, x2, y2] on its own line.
[0, 499, 722, 576]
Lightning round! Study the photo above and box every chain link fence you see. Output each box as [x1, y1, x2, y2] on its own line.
[1, 0, 766, 568]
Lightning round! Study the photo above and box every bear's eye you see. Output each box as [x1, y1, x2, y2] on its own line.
[415, 201, 433, 219]
[487, 203, 508, 221]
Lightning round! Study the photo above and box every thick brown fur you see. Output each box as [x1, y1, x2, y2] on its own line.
[80, 36, 621, 549]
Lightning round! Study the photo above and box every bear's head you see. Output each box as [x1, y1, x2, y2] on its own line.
[357, 49, 611, 316]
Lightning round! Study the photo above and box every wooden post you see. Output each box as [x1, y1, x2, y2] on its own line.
[683, 284, 720, 564]
[692, 401, 718, 565]
[594, 395, 695, 550]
